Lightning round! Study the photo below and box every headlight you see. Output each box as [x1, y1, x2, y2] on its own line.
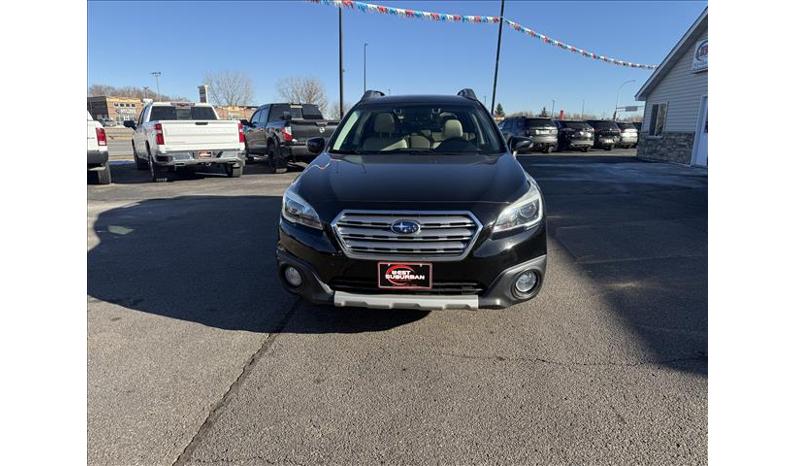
[282, 186, 322, 230]
[493, 176, 543, 234]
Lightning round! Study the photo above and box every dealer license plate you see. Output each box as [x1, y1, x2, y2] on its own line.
[378, 262, 432, 289]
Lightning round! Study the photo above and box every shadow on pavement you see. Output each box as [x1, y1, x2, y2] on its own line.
[104, 161, 305, 185]
[87, 195, 427, 333]
[523, 156, 708, 376]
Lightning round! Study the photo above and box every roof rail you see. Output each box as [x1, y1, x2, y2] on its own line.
[456, 88, 478, 100]
[361, 90, 385, 101]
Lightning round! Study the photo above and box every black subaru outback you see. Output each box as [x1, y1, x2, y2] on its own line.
[276, 89, 547, 310]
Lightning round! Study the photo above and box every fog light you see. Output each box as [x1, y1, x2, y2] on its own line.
[284, 266, 303, 287]
[514, 271, 538, 295]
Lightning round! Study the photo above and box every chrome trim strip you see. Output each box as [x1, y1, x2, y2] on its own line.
[331, 210, 483, 262]
[333, 291, 478, 310]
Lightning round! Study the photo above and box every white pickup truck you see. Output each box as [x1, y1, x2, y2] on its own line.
[125, 102, 246, 182]
[87, 111, 110, 184]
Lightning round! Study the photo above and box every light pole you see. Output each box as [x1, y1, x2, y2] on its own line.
[143, 86, 150, 100]
[363, 42, 368, 93]
[613, 79, 636, 120]
[338, 8, 344, 119]
[490, 0, 506, 115]
[551, 99, 556, 118]
[581, 100, 585, 120]
[151, 72, 161, 100]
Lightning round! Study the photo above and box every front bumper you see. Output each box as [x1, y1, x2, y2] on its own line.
[276, 218, 547, 310]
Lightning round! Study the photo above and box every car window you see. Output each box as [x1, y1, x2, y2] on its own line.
[525, 118, 554, 127]
[329, 103, 505, 155]
[149, 105, 217, 120]
[562, 121, 590, 129]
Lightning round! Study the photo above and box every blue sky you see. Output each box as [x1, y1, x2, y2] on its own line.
[88, 0, 706, 117]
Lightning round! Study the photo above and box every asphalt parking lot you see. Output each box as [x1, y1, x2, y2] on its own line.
[88, 153, 707, 465]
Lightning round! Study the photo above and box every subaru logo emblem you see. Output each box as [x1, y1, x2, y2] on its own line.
[391, 220, 421, 235]
[319, 126, 325, 133]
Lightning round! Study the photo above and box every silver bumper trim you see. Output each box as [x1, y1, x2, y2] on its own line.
[333, 291, 478, 310]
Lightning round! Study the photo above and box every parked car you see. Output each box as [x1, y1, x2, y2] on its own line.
[276, 89, 547, 311]
[553, 120, 594, 152]
[241, 103, 339, 173]
[617, 122, 639, 148]
[125, 102, 245, 182]
[585, 120, 622, 150]
[499, 116, 558, 153]
[87, 111, 110, 184]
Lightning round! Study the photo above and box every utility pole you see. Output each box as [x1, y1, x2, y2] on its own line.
[581, 100, 585, 120]
[551, 99, 556, 118]
[363, 42, 368, 93]
[338, 8, 344, 119]
[143, 86, 150, 100]
[490, 0, 505, 116]
[613, 79, 636, 120]
[151, 72, 161, 101]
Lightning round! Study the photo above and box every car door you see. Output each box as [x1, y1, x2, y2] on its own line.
[247, 109, 263, 153]
[133, 105, 148, 157]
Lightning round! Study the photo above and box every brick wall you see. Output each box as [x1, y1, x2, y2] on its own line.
[637, 132, 694, 165]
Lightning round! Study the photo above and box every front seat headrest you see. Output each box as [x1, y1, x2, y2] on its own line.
[373, 113, 396, 134]
[443, 119, 463, 139]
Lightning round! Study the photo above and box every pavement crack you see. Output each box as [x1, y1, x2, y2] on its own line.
[172, 298, 302, 466]
[438, 352, 707, 368]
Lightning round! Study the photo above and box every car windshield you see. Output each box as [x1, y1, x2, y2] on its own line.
[149, 105, 217, 121]
[329, 103, 505, 155]
[618, 123, 637, 130]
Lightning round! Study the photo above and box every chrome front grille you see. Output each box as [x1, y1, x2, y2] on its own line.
[331, 210, 482, 261]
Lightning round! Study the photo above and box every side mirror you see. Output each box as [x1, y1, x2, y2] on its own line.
[282, 111, 292, 122]
[307, 137, 325, 155]
[123, 120, 136, 130]
[510, 136, 533, 154]
[240, 119, 250, 127]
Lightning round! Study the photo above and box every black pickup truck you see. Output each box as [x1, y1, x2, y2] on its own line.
[241, 103, 338, 173]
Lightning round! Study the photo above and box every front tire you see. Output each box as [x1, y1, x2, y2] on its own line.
[133, 143, 147, 170]
[266, 142, 288, 174]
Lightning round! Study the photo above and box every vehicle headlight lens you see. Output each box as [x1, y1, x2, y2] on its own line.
[493, 176, 543, 234]
[282, 187, 322, 230]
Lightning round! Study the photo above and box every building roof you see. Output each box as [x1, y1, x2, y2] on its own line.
[635, 7, 707, 101]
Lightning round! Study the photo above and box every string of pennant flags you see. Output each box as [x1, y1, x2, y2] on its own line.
[308, 0, 657, 70]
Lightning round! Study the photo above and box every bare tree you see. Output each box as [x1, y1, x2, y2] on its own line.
[203, 71, 254, 106]
[329, 101, 352, 119]
[276, 76, 328, 114]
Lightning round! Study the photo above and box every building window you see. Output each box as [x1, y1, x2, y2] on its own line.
[649, 103, 667, 136]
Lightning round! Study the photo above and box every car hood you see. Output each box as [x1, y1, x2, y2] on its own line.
[294, 153, 529, 218]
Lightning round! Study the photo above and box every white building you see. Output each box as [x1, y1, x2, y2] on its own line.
[636, 8, 707, 166]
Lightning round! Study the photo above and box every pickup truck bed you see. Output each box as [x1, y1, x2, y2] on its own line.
[129, 102, 246, 182]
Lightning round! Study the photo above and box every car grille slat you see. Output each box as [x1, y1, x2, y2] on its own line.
[332, 211, 482, 261]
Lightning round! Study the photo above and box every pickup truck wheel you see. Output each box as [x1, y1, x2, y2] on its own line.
[225, 164, 243, 178]
[148, 150, 170, 182]
[133, 143, 147, 170]
[266, 142, 288, 174]
[95, 162, 112, 185]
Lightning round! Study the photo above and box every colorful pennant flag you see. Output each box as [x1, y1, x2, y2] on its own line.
[308, 0, 657, 70]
